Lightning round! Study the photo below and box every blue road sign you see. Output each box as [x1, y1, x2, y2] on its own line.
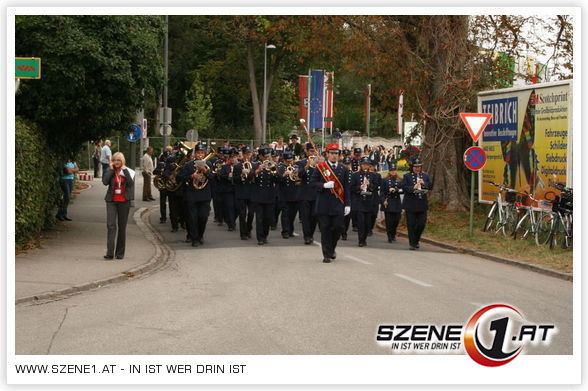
[464, 146, 487, 171]
[126, 125, 142, 142]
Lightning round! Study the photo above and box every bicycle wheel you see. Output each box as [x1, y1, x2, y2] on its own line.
[535, 212, 553, 246]
[483, 202, 498, 232]
[504, 206, 518, 237]
[513, 212, 531, 240]
[549, 217, 561, 250]
[563, 214, 573, 249]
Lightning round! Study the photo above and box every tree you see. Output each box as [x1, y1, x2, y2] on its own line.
[184, 71, 213, 136]
[15, 15, 164, 155]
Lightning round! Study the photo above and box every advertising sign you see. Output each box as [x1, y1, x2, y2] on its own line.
[478, 81, 571, 203]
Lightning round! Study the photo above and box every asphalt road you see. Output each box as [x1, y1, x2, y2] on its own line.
[15, 210, 573, 355]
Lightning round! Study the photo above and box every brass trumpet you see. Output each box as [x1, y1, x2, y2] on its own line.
[241, 160, 252, 180]
[285, 165, 300, 183]
[263, 160, 278, 174]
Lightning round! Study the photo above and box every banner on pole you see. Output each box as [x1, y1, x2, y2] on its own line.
[324, 72, 334, 129]
[309, 70, 324, 129]
[298, 76, 309, 125]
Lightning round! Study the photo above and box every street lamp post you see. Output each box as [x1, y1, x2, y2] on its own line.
[262, 42, 276, 144]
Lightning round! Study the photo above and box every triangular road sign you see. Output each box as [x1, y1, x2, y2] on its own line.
[460, 113, 492, 142]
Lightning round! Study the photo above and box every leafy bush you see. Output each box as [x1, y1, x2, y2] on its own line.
[15, 116, 60, 245]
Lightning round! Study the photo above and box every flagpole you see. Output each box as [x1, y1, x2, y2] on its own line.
[366, 83, 371, 145]
[307, 69, 311, 144]
[321, 69, 326, 147]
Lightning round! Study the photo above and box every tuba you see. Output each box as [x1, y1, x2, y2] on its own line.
[154, 174, 167, 190]
[192, 162, 210, 190]
[192, 149, 215, 189]
[165, 142, 191, 191]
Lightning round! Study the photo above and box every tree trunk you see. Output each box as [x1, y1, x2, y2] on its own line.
[246, 43, 263, 145]
[420, 16, 471, 211]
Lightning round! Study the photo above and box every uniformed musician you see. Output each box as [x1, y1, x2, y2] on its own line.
[233, 146, 255, 240]
[310, 143, 351, 263]
[340, 156, 354, 241]
[351, 147, 362, 172]
[350, 156, 381, 247]
[153, 151, 170, 224]
[165, 143, 186, 232]
[277, 151, 299, 239]
[296, 143, 319, 244]
[217, 148, 238, 231]
[380, 162, 403, 243]
[210, 147, 225, 225]
[400, 157, 432, 250]
[251, 146, 279, 245]
[177, 144, 214, 247]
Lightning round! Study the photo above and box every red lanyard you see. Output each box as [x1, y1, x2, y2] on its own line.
[115, 171, 123, 188]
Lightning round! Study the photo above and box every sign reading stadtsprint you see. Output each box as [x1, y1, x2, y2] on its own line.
[15, 57, 41, 79]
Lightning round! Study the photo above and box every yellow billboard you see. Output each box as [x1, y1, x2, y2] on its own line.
[478, 81, 571, 203]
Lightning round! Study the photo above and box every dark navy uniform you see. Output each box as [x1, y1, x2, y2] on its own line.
[296, 156, 319, 244]
[400, 158, 432, 249]
[251, 148, 279, 244]
[210, 153, 225, 224]
[217, 158, 237, 231]
[153, 153, 169, 224]
[164, 151, 186, 232]
[233, 150, 255, 240]
[341, 157, 354, 240]
[177, 159, 214, 246]
[277, 153, 299, 238]
[310, 144, 351, 262]
[380, 168, 403, 242]
[350, 161, 381, 246]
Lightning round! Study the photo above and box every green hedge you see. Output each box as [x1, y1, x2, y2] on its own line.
[15, 117, 61, 245]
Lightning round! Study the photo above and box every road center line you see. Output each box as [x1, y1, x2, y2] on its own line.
[344, 254, 372, 265]
[394, 273, 433, 287]
[310, 240, 371, 265]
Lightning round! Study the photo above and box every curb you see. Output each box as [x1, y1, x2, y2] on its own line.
[375, 221, 572, 282]
[16, 206, 174, 305]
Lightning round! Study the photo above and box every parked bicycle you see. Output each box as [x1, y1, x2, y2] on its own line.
[512, 192, 553, 246]
[483, 181, 521, 237]
[545, 182, 573, 250]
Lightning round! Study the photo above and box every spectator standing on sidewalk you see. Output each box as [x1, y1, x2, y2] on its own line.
[56, 158, 79, 221]
[141, 147, 155, 201]
[103, 152, 135, 260]
[92, 140, 102, 178]
[100, 140, 112, 176]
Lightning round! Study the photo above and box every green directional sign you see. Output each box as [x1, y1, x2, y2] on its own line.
[15, 57, 41, 79]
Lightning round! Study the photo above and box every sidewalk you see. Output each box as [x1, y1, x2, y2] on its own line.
[15, 173, 167, 303]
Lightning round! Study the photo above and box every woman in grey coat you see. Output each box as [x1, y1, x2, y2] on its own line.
[102, 152, 134, 259]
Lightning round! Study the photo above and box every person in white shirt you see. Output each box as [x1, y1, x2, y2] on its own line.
[141, 147, 155, 201]
[100, 140, 112, 176]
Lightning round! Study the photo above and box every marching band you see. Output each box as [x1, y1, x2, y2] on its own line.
[153, 139, 432, 261]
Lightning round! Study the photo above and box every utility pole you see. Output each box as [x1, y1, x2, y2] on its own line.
[162, 15, 169, 148]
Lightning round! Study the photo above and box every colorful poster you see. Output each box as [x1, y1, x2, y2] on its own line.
[478, 82, 571, 203]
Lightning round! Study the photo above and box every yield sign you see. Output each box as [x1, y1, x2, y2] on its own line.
[460, 113, 492, 142]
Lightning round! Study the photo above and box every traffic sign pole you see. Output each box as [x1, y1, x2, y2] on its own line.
[469, 140, 476, 236]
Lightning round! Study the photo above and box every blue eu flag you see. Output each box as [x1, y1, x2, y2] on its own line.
[309, 70, 324, 129]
